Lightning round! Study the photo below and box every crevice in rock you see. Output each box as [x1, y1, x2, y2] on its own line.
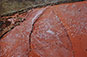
[0, 26, 14, 39]
[28, 10, 46, 56]
[28, 17, 40, 56]
[60, 23, 75, 57]
[53, 11, 75, 57]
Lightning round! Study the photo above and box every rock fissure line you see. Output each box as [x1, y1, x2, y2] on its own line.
[0, 25, 14, 39]
[53, 11, 75, 57]
[61, 25, 75, 57]
[28, 10, 47, 56]
[28, 16, 41, 56]
[57, 16, 75, 57]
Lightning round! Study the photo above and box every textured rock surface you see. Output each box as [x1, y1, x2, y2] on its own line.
[53, 1, 87, 57]
[0, 1, 87, 57]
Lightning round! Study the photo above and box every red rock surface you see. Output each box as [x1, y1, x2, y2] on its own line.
[53, 1, 87, 57]
[0, 1, 87, 57]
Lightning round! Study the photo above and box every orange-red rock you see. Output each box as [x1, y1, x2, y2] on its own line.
[53, 1, 87, 57]
[0, 1, 87, 57]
